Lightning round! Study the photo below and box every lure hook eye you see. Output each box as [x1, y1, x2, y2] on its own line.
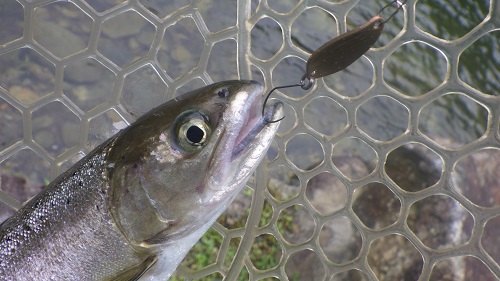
[300, 73, 315, 90]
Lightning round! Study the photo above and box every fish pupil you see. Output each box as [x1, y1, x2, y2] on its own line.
[186, 125, 204, 144]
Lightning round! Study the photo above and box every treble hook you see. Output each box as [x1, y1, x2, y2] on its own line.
[378, 0, 407, 23]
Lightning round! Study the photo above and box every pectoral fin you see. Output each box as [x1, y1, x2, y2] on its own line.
[109, 255, 157, 281]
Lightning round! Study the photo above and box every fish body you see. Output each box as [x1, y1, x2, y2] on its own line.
[0, 80, 282, 280]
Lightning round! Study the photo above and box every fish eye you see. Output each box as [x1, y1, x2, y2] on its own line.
[177, 112, 211, 149]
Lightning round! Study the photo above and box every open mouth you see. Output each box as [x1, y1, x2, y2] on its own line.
[231, 97, 283, 160]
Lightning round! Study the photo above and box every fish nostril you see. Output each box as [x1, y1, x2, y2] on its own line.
[217, 88, 229, 98]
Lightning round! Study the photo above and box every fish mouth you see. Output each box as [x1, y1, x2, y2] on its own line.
[229, 84, 283, 161]
[231, 100, 282, 159]
[209, 81, 283, 191]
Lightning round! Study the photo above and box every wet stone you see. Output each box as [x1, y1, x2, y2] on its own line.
[285, 249, 325, 281]
[0, 100, 23, 152]
[385, 143, 442, 192]
[306, 171, 347, 215]
[0, 48, 56, 106]
[332, 155, 372, 181]
[63, 58, 116, 112]
[98, 11, 155, 67]
[0, 149, 51, 186]
[64, 58, 113, 84]
[267, 165, 300, 202]
[407, 195, 473, 250]
[430, 256, 497, 281]
[277, 205, 315, 244]
[319, 216, 362, 264]
[352, 183, 401, 230]
[331, 269, 368, 281]
[33, 21, 87, 58]
[122, 65, 167, 116]
[0, 0, 24, 45]
[31, 101, 81, 157]
[285, 133, 323, 171]
[158, 17, 204, 80]
[0, 172, 46, 223]
[368, 234, 423, 280]
[332, 138, 377, 180]
[482, 216, 500, 264]
[32, 2, 92, 58]
[452, 148, 500, 208]
[8, 86, 40, 106]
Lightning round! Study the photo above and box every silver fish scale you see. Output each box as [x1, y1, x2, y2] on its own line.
[0, 0, 499, 280]
[0, 142, 143, 280]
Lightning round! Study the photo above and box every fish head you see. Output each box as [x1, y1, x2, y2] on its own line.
[106, 80, 282, 246]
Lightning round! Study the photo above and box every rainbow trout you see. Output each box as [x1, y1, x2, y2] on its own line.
[0, 80, 282, 280]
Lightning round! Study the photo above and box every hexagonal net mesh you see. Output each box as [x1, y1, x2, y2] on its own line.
[0, 0, 499, 280]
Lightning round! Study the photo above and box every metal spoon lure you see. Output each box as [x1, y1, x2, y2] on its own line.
[305, 0, 406, 84]
[262, 0, 407, 122]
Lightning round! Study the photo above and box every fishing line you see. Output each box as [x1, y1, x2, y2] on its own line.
[262, 0, 407, 123]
